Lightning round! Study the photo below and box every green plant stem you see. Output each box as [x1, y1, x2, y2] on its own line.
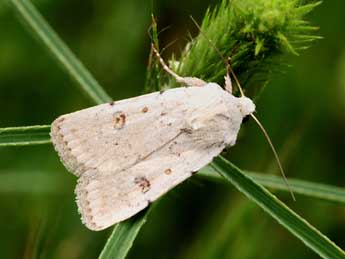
[0, 125, 51, 146]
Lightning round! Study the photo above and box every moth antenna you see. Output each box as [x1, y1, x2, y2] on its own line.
[151, 43, 207, 87]
[190, 16, 245, 96]
[250, 114, 296, 201]
[151, 44, 185, 82]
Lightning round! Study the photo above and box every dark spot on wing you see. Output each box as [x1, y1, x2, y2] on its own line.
[142, 106, 149, 113]
[134, 176, 151, 193]
[109, 101, 115, 106]
[113, 111, 126, 129]
[160, 112, 167, 116]
[164, 168, 172, 175]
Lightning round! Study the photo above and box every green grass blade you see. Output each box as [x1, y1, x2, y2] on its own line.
[0, 125, 51, 146]
[9, 0, 112, 104]
[99, 209, 150, 259]
[211, 156, 345, 259]
[248, 172, 345, 204]
[198, 166, 345, 204]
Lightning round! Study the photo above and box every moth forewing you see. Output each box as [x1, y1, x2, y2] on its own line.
[50, 83, 255, 230]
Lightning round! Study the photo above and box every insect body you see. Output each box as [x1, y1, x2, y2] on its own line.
[50, 46, 255, 231]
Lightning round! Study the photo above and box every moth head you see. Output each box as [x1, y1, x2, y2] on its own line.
[237, 96, 255, 118]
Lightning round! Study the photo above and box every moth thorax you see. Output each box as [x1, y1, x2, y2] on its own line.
[236, 96, 255, 117]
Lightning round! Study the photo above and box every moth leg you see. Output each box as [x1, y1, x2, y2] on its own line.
[151, 44, 207, 87]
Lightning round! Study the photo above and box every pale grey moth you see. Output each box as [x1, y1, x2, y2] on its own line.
[50, 48, 256, 231]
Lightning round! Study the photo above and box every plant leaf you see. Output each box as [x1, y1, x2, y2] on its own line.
[0, 125, 51, 146]
[99, 209, 150, 259]
[9, 0, 112, 104]
[198, 166, 345, 204]
[211, 156, 345, 259]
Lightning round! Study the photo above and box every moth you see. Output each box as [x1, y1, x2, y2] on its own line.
[51, 46, 256, 231]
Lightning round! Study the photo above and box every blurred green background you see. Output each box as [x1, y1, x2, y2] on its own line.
[0, 0, 344, 258]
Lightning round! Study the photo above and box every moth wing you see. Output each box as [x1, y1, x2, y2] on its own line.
[75, 132, 225, 230]
[51, 84, 231, 230]
[51, 89, 189, 177]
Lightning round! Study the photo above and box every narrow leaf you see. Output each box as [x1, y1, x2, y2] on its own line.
[247, 172, 345, 205]
[198, 166, 345, 204]
[9, 0, 112, 104]
[211, 156, 345, 259]
[0, 125, 51, 146]
[99, 209, 150, 259]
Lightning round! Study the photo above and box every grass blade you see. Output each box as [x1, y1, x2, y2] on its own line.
[9, 0, 112, 104]
[198, 166, 345, 205]
[0, 125, 51, 146]
[248, 172, 345, 204]
[211, 156, 345, 259]
[99, 209, 150, 259]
